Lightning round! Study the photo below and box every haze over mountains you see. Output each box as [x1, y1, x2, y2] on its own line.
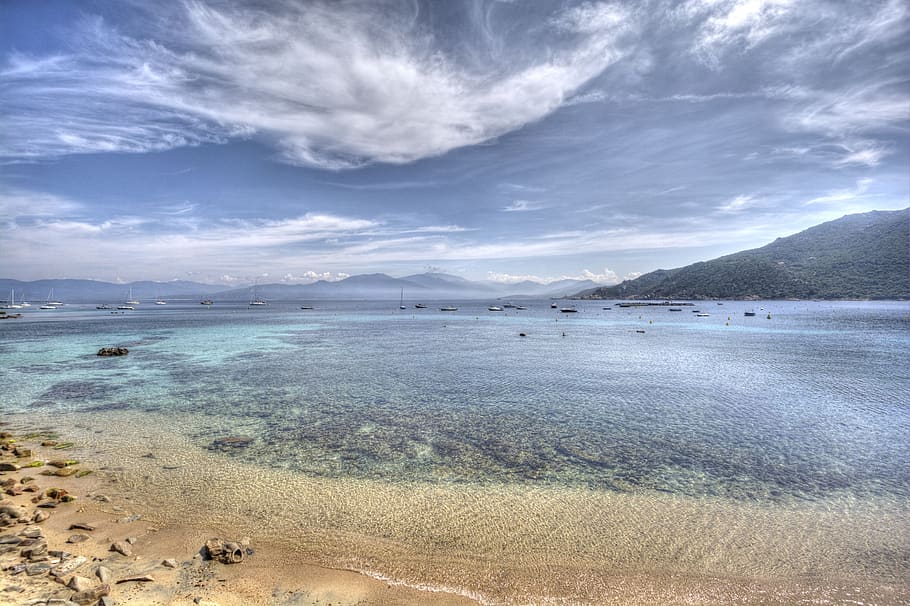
[4, 209, 907, 304]
[0, 274, 596, 304]
[580, 209, 910, 301]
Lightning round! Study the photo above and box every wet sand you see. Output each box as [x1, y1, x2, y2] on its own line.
[2, 419, 909, 605]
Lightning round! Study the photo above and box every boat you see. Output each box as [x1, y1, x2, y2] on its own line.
[550, 303, 557, 309]
[744, 310, 756, 316]
[560, 307, 578, 313]
[488, 306, 503, 312]
[154, 293, 167, 305]
[41, 289, 64, 308]
[96, 304, 113, 310]
[248, 285, 266, 306]
[300, 306, 314, 310]
[399, 288, 406, 310]
[116, 305, 134, 310]
[515, 306, 527, 310]
[602, 307, 611, 310]
[125, 288, 140, 305]
[503, 303, 517, 309]
[669, 308, 682, 312]
[200, 299, 214, 305]
[2, 289, 22, 310]
[696, 313, 710, 317]
[415, 303, 427, 309]
[440, 306, 458, 311]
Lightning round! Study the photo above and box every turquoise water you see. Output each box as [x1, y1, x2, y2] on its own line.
[2, 300, 908, 503]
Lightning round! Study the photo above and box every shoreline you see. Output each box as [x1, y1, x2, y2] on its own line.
[3, 418, 909, 605]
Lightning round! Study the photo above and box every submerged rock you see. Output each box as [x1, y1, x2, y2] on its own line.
[209, 436, 254, 452]
[97, 347, 129, 356]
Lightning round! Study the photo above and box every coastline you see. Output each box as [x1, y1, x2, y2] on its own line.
[3, 414, 909, 605]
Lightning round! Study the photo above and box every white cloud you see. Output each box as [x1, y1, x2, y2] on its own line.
[805, 178, 874, 205]
[717, 194, 757, 213]
[502, 199, 542, 212]
[486, 268, 619, 285]
[0, 1, 633, 168]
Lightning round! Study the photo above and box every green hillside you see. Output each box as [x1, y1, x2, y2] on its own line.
[582, 209, 909, 300]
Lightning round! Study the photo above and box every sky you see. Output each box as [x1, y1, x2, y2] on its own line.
[1, 0, 908, 286]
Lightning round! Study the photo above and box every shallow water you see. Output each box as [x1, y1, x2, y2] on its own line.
[2, 300, 909, 603]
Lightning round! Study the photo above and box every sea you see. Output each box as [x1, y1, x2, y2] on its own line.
[2, 299, 908, 604]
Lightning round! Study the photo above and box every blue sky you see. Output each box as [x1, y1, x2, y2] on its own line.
[1, 0, 907, 286]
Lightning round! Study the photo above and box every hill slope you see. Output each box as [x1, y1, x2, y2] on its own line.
[580, 209, 909, 300]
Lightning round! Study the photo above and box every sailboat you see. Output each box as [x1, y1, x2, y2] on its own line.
[154, 291, 167, 305]
[2, 289, 22, 310]
[40, 289, 62, 309]
[249, 284, 266, 306]
[399, 288, 406, 310]
[126, 287, 140, 305]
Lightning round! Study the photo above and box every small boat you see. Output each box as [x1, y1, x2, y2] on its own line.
[602, 307, 611, 310]
[43, 289, 64, 307]
[560, 307, 578, 313]
[125, 287, 140, 305]
[399, 288, 406, 310]
[550, 303, 557, 309]
[415, 303, 427, 309]
[200, 299, 214, 305]
[300, 305, 314, 310]
[2, 289, 22, 310]
[116, 305, 134, 310]
[696, 313, 710, 317]
[155, 297, 167, 305]
[744, 310, 756, 317]
[515, 306, 527, 310]
[669, 308, 682, 312]
[488, 306, 503, 312]
[248, 285, 266, 306]
[96, 304, 113, 310]
[503, 303, 517, 309]
[440, 306, 458, 311]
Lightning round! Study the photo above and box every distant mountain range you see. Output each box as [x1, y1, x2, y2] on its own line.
[578, 208, 910, 301]
[0, 273, 597, 304]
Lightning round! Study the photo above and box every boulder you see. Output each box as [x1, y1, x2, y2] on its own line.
[97, 347, 129, 357]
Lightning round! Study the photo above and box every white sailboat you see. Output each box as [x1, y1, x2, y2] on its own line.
[2, 289, 22, 309]
[249, 284, 266, 306]
[399, 288, 406, 310]
[126, 287, 140, 305]
[154, 291, 167, 305]
[40, 289, 62, 309]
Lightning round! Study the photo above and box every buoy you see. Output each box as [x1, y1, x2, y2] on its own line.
[767, 313, 771, 319]
[649, 320, 652, 324]
[519, 332, 527, 337]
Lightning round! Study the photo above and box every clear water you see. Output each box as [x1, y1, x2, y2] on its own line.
[2, 300, 909, 603]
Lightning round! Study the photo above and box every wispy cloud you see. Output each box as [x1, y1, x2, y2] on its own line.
[502, 199, 542, 212]
[0, 1, 633, 168]
[805, 178, 874, 205]
[487, 268, 620, 285]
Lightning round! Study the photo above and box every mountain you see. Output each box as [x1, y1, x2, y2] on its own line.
[0, 279, 223, 303]
[1, 273, 614, 303]
[578, 209, 910, 300]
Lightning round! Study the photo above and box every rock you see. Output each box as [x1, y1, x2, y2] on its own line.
[110, 541, 132, 557]
[68, 575, 94, 592]
[13, 447, 32, 458]
[20, 525, 44, 538]
[48, 460, 78, 468]
[0, 534, 22, 544]
[203, 538, 245, 564]
[71, 584, 110, 605]
[25, 562, 51, 576]
[50, 556, 87, 577]
[209, 436, 253, 451]
[5, 486, 23, 496]
[97, 347, 129, 356]
[100, 597, 115, 606]
[0, 502, 23, 518]
[21, 542, 48, 559]
[96, 565, 112, 583]
[0, 462, 20, 472]
[116, 575, 155, 584]
[67, 534, 91, 544]
[69, 523, 96, 531]
[42, 467, 79, 477]
[32, 510, 50, 523]
[125, 536, 137, 545]
[162, 558, 179, 569]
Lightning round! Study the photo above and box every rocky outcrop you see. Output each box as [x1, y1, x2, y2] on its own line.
[97, 347, 129, 356]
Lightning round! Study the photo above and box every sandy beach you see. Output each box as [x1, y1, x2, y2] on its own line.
[3, 419, 909, 606]
[0, 428, 477, 606]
